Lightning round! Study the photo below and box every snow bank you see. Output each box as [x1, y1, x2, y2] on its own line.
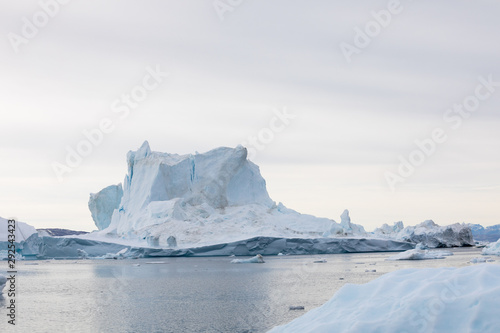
[386, 249, 453, 260]
[92, 142, 366, 248]
[374, 220, 473, 248]
[483, 239, 500, 256]
[0, 217, 37, 242]
[230, 254, 265, 264]
[269, 264, 500, 333]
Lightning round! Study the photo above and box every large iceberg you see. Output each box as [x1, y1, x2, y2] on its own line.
[374, 220, 473, 248]
[268, 264, 500, 333]
[90, 142, 371, 248]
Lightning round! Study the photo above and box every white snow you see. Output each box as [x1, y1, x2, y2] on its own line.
[268, 264, 500, 333]
[91, 143, 366, 248]
[386, 249, 453, 260]
[230, 254, 265, 264]
[0, 217, 37, 242]
[482, 239, 500, 256]
[374, 220, 473, 248]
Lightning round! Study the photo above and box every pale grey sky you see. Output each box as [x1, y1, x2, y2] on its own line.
[1, 0, 499, 231]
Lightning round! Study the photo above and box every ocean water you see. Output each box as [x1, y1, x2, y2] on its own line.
[0, 247, 490, 333]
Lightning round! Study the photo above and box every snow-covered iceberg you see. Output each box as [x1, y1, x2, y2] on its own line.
[90, 142, 371, 248]
[268, 264, 500, 333]
[483, 239, 500, 256]
[374, 220, 473, 248]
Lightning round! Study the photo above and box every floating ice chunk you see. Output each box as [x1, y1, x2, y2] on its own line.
[313, 259, 327, 263]
[146, 262, 166, 264]
[470, 257, 494, 264]
[231, 254, 265, 264]
[386, 249, 453, 260]
[268, 265, 500, 333]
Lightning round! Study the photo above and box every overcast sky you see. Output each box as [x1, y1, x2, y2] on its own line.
[1, 0, 499, 231]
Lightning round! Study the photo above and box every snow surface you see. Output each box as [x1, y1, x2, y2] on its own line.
[0, 217, 37, 242]
[483, 239, 500, 256]
[386, 249, 453, 260]
[91, 142, 367, 248]
[230, 254, 265, 264]
[268, 264, 500, 333]
[374, 220, 473, 248]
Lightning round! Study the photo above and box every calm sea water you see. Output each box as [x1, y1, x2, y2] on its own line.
[0, 248, 488, 333]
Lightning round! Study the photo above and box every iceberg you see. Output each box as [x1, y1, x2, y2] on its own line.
[386, 249, 453, 260]
[268, 264, 500, 333]
[230, 254, 265, 264]
[0, 217, 37, 242]
[90, 142, 372, 249]
[482, 239, 500, 256]
[374, 220, 473, 248]
[88, 184, 123, 230]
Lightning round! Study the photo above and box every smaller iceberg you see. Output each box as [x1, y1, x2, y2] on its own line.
[231, 254, 265, 264]
[386, 248, 453, 260]
[482, 239, 500, 256]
